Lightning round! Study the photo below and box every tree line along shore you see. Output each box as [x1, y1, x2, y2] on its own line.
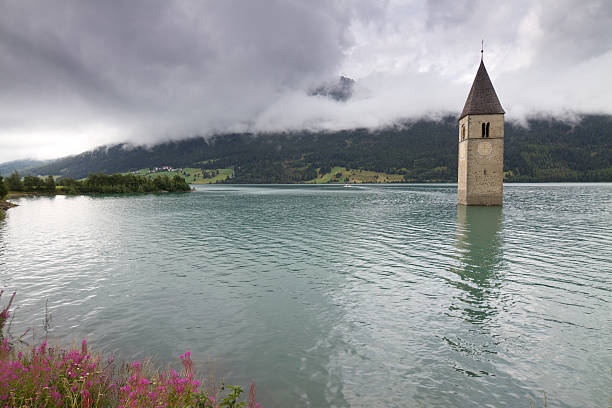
[0, 172, 191, 216]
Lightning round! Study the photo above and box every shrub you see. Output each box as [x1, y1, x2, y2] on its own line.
[0, 293, 260, 408]
[0, 340, 115, 407]
[0, 176, 8, 199]
[0, 344, 261, 408]
[5, 171, 24, 192]
[59, 173, 191, 194]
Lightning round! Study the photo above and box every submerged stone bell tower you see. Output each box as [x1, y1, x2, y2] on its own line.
[458, 51, 505, 206]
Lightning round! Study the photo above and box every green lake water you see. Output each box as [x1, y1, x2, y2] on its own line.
[0, 184, 611, 407]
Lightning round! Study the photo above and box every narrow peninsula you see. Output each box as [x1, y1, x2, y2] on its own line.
[0, 172, 192, 216]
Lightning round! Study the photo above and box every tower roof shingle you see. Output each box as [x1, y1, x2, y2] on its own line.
[459, 60, 505, 120]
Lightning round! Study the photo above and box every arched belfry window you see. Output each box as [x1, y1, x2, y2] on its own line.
[461, 124, 465, 141]
[486, 122, 490, 138]
[481, 123, 486, 138]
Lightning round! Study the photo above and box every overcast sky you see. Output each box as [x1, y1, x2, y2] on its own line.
[1, 0, 611, 162]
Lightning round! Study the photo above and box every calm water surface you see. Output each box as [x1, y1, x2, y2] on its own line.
[1, 184, 611, 407]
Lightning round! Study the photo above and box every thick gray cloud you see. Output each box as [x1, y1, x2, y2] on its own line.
[0, 0, 611, 162]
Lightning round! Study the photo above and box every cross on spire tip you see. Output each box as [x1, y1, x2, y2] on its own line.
[481, 40, 484, 62]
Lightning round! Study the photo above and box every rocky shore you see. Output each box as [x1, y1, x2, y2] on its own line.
[0, 199, 18, 212]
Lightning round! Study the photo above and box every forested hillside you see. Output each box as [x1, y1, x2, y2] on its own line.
[27, 115, 612, 183]
[0, 159, 50, 176]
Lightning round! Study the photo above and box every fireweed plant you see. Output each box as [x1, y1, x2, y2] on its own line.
[0, 292, 261, 408]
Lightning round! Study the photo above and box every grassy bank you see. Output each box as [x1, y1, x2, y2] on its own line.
[136, 167, 234, 184]
[139, 165, 410, 184]
[0, 292, 260, 408]
[305, 166, 406, 184]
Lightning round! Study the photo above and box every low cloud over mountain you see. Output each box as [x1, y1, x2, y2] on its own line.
[1, 0, 611, 162]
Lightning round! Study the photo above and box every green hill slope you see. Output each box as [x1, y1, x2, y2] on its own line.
[0, 159, 50, 176]
[29, 115, 612, 183]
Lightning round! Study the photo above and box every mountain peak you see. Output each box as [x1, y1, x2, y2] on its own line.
[310, 76, 355, 102]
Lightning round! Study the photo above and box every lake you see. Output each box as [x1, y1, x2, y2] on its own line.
[1, 184, 611, 407]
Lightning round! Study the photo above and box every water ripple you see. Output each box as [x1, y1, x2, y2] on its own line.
[0, 184, 611, 407]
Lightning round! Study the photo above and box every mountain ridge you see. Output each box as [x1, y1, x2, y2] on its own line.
[0, 159, 51, 176]
[19, 114, 612, 183]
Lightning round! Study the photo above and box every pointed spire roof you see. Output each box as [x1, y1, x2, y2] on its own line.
[459, 60, 505, 120]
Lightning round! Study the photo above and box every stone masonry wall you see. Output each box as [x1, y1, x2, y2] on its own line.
[458, 114, 504, 206]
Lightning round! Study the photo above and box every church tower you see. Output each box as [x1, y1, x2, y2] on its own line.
[458, 53, 505, 206]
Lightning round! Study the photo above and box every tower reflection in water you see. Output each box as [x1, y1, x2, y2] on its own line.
[450, 205, 504, 324]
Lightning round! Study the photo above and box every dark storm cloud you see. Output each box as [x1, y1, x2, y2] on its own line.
[0, 0, 611, 161]
[0, 0, 358, 159]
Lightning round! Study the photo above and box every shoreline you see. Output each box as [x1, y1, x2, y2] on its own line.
[1, 189, 195, 215]
[6, 189, 194, 200]
[0, 199, 18, 211]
